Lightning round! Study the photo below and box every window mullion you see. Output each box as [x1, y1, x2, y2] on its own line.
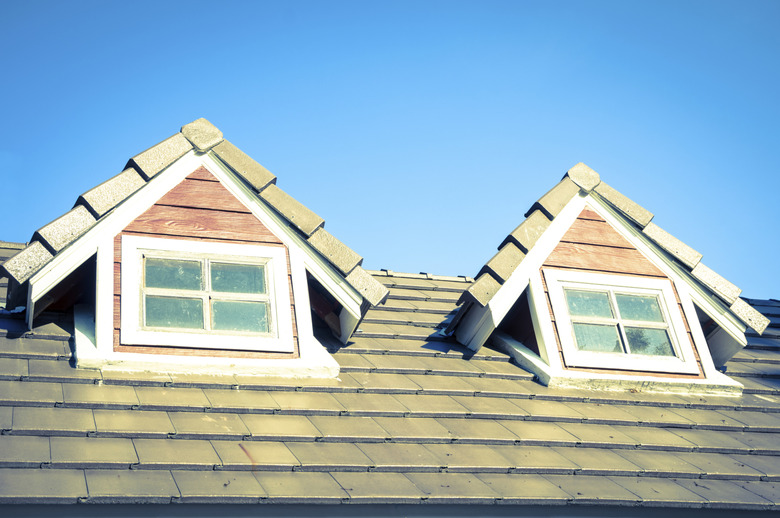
[607, 290, 630, 354]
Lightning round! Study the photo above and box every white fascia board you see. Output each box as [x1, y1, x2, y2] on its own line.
[527, 270, 557, 367]
[201, 154, 363, 321]
[28, 152, 203, 307]
[458, 194, 588, 351]
[586, 195, 747, 346]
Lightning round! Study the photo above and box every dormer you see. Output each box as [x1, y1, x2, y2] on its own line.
[0, 119, 388, 377]
[449, 163, 769, 395]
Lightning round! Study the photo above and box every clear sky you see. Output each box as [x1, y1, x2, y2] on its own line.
[1, 0, 778, 299]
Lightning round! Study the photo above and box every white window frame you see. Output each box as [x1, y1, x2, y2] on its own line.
[121, 235, 294, 353]
[544, 269, 700, 374]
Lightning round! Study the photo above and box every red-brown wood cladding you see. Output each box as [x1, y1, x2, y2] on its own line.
[114, 166, 299, 359]
[541, 205, 704, 378]
[547, 206, 664, 277]
[156, 177, 250, 213]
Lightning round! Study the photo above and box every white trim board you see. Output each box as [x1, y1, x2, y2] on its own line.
[120, 235, 294, 353]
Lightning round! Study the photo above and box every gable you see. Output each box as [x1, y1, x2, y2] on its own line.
[114, 167, 300, 360]
[126, 168, 284, 244]
[544, 206, 665, 278]
[451, 164, 768, 394]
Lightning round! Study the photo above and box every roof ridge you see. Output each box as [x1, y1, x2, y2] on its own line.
[458, 162, 769, 334]
[1, 118, 388, 315]
[368, 269, 474, 283]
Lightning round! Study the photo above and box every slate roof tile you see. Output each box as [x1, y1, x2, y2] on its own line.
[85, 469, 180, 504]
[172, 469, 265, 503]
[133, 438, 220, 470]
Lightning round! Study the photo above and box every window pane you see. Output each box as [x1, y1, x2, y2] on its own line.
[212, 300, 269, 333]
[616, 294, 664, 322]
[145, 296, 203, 329]
[211, 263, 266, 294]
[572, 323, 622, 353]
[145, 258, 202, 291]
[625, 327, 675, 356]
[565, 289, 613, 319]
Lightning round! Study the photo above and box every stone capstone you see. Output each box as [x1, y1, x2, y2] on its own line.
[642, 222, 702, 270]
[0, 241, 53, 284]
[33, 206, 96, 254]
[260, 184, 324, 237]
[529, 177, 580, 220]
[462, 273, 501, 307]
[594, 181, 654, 228]
[77, 167, 146, 218]
[307, 228, 362, 275]
[730, 298, 770, 335]
[127, 133, 193, 180]
[212, 140, 276, 192]
[345, 267, 389, 306]
[480, 242, 525, 284]
[566, 162, 601, 193]
[501, 210, 551, 253]
[691, 263, 742, 305]
[181, 118, 224, 152]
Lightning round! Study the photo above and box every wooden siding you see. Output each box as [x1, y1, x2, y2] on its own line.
[540, 206, 704, 379]
[114, 167, 300, 359]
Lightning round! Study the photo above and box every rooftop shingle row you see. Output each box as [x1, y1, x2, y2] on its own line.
[0, 270, 778, 508]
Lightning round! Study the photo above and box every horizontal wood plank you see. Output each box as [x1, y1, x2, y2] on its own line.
[544, 242, 666, 277]
[186, 166, 220, 182]
[579, 207, 605, 222]
[560, 218, 634, 249]
[125, 205, 283, 243]
[156, 177, 250, 213]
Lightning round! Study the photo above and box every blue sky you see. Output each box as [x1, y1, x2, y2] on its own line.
[1, 0, 778, 298]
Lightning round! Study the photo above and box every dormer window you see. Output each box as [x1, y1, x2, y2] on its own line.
[544, 269, 699, 374]
[121, 235, 294, 352]
[563, 288, 674, 357]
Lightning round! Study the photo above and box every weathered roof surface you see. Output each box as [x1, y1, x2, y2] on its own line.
[0, 241, 24, 311]
[460, 163, 770, 335]
[0, 270, 777, 510]
[0, 119, 387, 311]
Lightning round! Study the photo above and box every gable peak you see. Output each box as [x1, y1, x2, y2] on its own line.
[565, 162, 601, 193]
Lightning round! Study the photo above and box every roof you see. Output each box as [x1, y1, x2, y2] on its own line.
[0, 123, 778, 513]
[457, 163, 769, 336]
[0, 265, 778, 510]
[0, 119, 388, 314]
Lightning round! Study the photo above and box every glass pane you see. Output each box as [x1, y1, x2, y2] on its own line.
[616, 294, 664, 322]
[572, 323, 622, 353]
[565, 289, 613, 319]
[145, 296, 203, 329]
[211, 263, 266, 294]
[212, 300, 269, 333]
[145, 258, 202, 291]
[625, 327, 675, 356]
